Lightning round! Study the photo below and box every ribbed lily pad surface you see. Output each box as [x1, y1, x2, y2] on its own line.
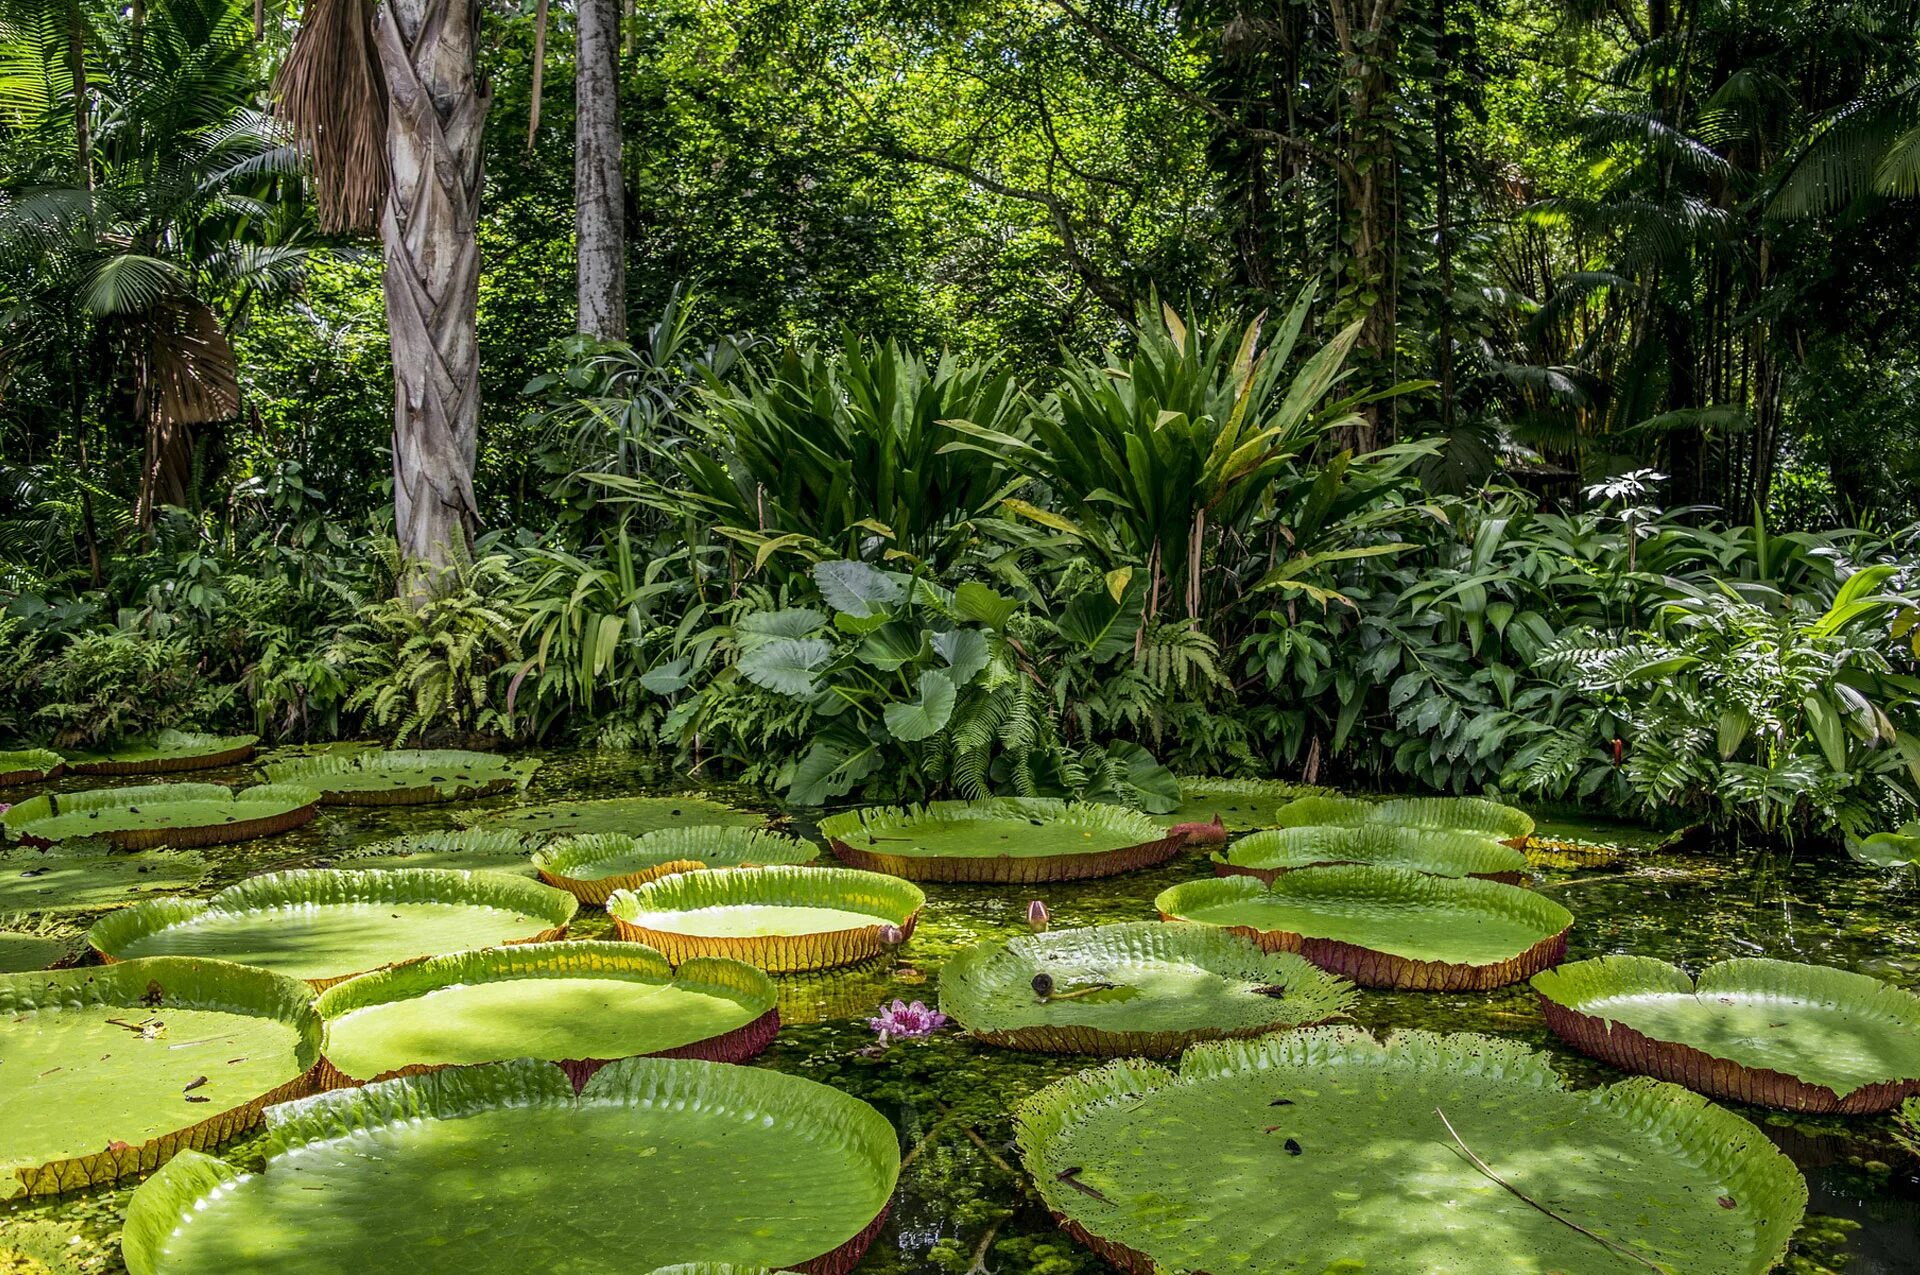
[122, 1057, 900, 1275]
[335, 827, 539, 878]
[474, 794, 763, 838]
[820, 799, 1186, 883]
[2, 959, 321, 1197]
[1, 783, 319, 850]
[1165, 777, 1324, 832]
[534, 827, 820, 903]
[67, 731, 258, 777]
[88, 869, 578, 988]
[608, 866, 924, 973]
[263, 749, 539, 806]
[0, 923, 79, 972]
[1533, 955, 1920, 1113]
[1273, 793, 1536, 844]
[1156, 866, 1572, 990]
[1015, 1028, 1804, 1275]
[1216, 824, 1529, 884]
[0, 749, 65, 786]
[939, 923, 1356, 1056]
[314, 941, 779, 1085]
[1, 844, 210, 912]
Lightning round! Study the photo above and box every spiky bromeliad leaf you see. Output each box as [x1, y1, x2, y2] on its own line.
[1, 783, 320, 851]
[0, 749, 66, 786]
[467, 794, 764, 840]
[262, 749, 540, 806]
[1272, 793, 1536, 844]
[334, 827, 540, 878]
[313, 941, 779, 1085]
[819, 798, 1188, 883]
[122, 1056, 900, 1275]
[1014, 1027, 1805, 1275]
[532, 826, 820, 904]
[939, 922, 1356, 1057]
[88, 869, 578, 989]
[1533, 956, 1920, 1114]
[737, 636, 832, 696]
[2, 959, 322, 1198]
[607, 865, 924, 973]
[1156, 866, 1571, 990]
[1217, 824, 1529, 885]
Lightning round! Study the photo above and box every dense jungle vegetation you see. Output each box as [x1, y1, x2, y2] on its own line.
[5, 0, 1920, 847]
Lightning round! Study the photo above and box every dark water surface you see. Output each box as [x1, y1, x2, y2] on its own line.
[4, 747, 1917, 1273]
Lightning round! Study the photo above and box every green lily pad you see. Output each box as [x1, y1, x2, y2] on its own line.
[122, 1057, 900, 1275]
[1015, 1027, 1805, 1275]
[1, 783, 319, 850]
[1215, 823, 1529, 884]
[1165, 776, 1325, 832]
[1156, 866, 1572, 990]
[939, 922, 1356, 1056]
[1533, 955, 1920, 1113]
[314, 941, 779, 1085]
[0, 917, 82, 972]
[1273, 793, 1535, 843]
[1, 958, 321, 1198]
[820, 799, 1185, 883]
[608, 866, 925, 973]
[88, 869, 578, 989]
[66, 732, 258, 777]
[533, 826, 820, 904]
[0, 750, 65, 786]
[1845, 824, 1920, 869]
[0, 844, 210, 913]
[262, 749, 539, 806]
[1526, 815, 1695, 868]
[470, 794, 764, 839]
[334, 827, 540, 878]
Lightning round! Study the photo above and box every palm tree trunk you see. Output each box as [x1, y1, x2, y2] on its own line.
[575, 0, 626, 339]
[373, 0, 490, 581]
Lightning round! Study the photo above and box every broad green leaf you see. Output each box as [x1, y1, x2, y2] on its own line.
[882, 669, 957, 742]
[737, 637, 831, 696]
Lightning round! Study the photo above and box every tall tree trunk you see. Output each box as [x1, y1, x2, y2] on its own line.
[575, 0, 626, 339]
[373, 0, 490, 582]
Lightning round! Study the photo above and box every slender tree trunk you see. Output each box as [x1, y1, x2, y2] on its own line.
[373, 0, 490, 583]
[575, 0, 627, 339]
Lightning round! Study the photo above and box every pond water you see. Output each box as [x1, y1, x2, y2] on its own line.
[4, 747, 1918, 1274]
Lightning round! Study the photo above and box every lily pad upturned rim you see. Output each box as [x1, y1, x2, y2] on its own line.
[311, 940, 781, 1087]
[1, 957, 322, 1198]
[67, 731, 259, 777]
[1155, 866, 1572, 990]
[533, 826, 822, 904]
[1166, 775, 1329, 832]
[1273, 793, 1536, 845]
[0, 782, 320, 851]
[333, 827, 539, 877]
[122, 1056, 901, 1275]
[0, 748, 66, 786]
[1215, 823, 1530, 885]
[819, 798, 1188, 883]
[87, 868, 580, 990]
[262, 749, 541, 806]
[607, 866, 926, 973]
[1013, 1026, 1806, 1275]
[938, 922, 1357, 1057]
[1533, 955, 1920, 1113]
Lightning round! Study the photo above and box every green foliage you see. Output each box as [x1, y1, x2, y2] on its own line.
[26, 630, 231, 747]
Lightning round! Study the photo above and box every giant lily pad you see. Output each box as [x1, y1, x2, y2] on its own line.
[820, 799, 1186, 883]
[122, 1057, 900, 1275]
[1, 958, 321, 1197]
[334, 827, 540, 878]
[472, 794, 763, 839]
[1526, 815, 1695, 869]
[1, 783, 319, 850]
[0, 916, 82, 972]
[0, 749, 65, 786]
[534, 826, 820, 904]
[1014, 1027, 1805, 1275]
[67, 731, 259, 777]
[1273, 793, 1535, 845]
[1533, 955, 1920, 1114]
[88, 869, 578, 989]
[314, 941, 780, 1086]
[608, 866, 924, 973]
[263, 749, 539, 806]
[0, 844, 210, 913]
[1215, 823, 1529, 884]
[1156, 866, 1572, 990]
[938, 922, 1356, 1057]
[1165, 776, 1325, 834]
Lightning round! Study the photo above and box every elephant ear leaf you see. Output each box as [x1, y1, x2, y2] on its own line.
[1059, 579, 1144, 662]
[932, 629, 991, 685]
[814, 560, 904, 619]
[883, 670, 958, 742]
[737, 637, 831, 696]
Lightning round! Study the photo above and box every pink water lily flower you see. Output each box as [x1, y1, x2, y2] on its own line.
[868, 998, 947, 1042]
[1027, 899, 1050, 932]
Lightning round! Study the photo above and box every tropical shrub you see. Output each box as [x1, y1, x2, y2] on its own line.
[25, 631, 233, 747]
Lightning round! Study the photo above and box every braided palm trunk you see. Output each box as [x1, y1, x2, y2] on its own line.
[374, 0, 490, 575]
